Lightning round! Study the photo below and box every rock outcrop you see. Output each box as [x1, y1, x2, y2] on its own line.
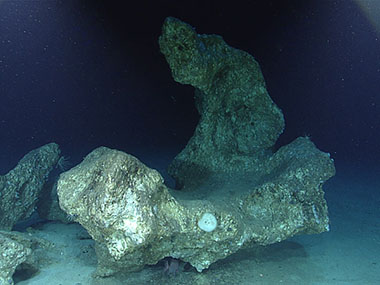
[0, 230, 51, 285]
[56, 17, 335, 276]
[0, 143, 61, 230]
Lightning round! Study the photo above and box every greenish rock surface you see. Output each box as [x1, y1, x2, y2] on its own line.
[159, 17, 285, 189]
[0, 143, 61, 230]
[0, 230, 51, 285]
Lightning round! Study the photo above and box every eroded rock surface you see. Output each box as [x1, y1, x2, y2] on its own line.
[0, 143, 61, 230]
[56, 17, 335, 277]
[0, 230, 51, 285]
[159, 17, 285, 188]
[57, 147, 221, 276]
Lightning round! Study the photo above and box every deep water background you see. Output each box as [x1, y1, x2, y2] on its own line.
[0, 0, 379, 174]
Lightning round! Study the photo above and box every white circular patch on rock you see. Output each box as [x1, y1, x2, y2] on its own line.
[197, 213, 217, 232]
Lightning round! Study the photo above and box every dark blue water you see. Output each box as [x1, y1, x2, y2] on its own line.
[1, 0, 379, 172]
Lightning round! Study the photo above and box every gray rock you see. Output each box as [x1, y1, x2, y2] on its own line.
[0, 143, 61, 230]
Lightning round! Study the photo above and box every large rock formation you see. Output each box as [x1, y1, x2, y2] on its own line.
[58, 147, 191, 276]
[56, 17, 335, 276]
[159, 17, 285, 189]
[0, 143, 61, 230]
[57, 139, 334, 276]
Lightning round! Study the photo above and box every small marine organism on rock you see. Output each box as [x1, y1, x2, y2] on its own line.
[163, 257, 180, 277]
[197, 212, 217, 232]
[56, 155, 71, 171]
